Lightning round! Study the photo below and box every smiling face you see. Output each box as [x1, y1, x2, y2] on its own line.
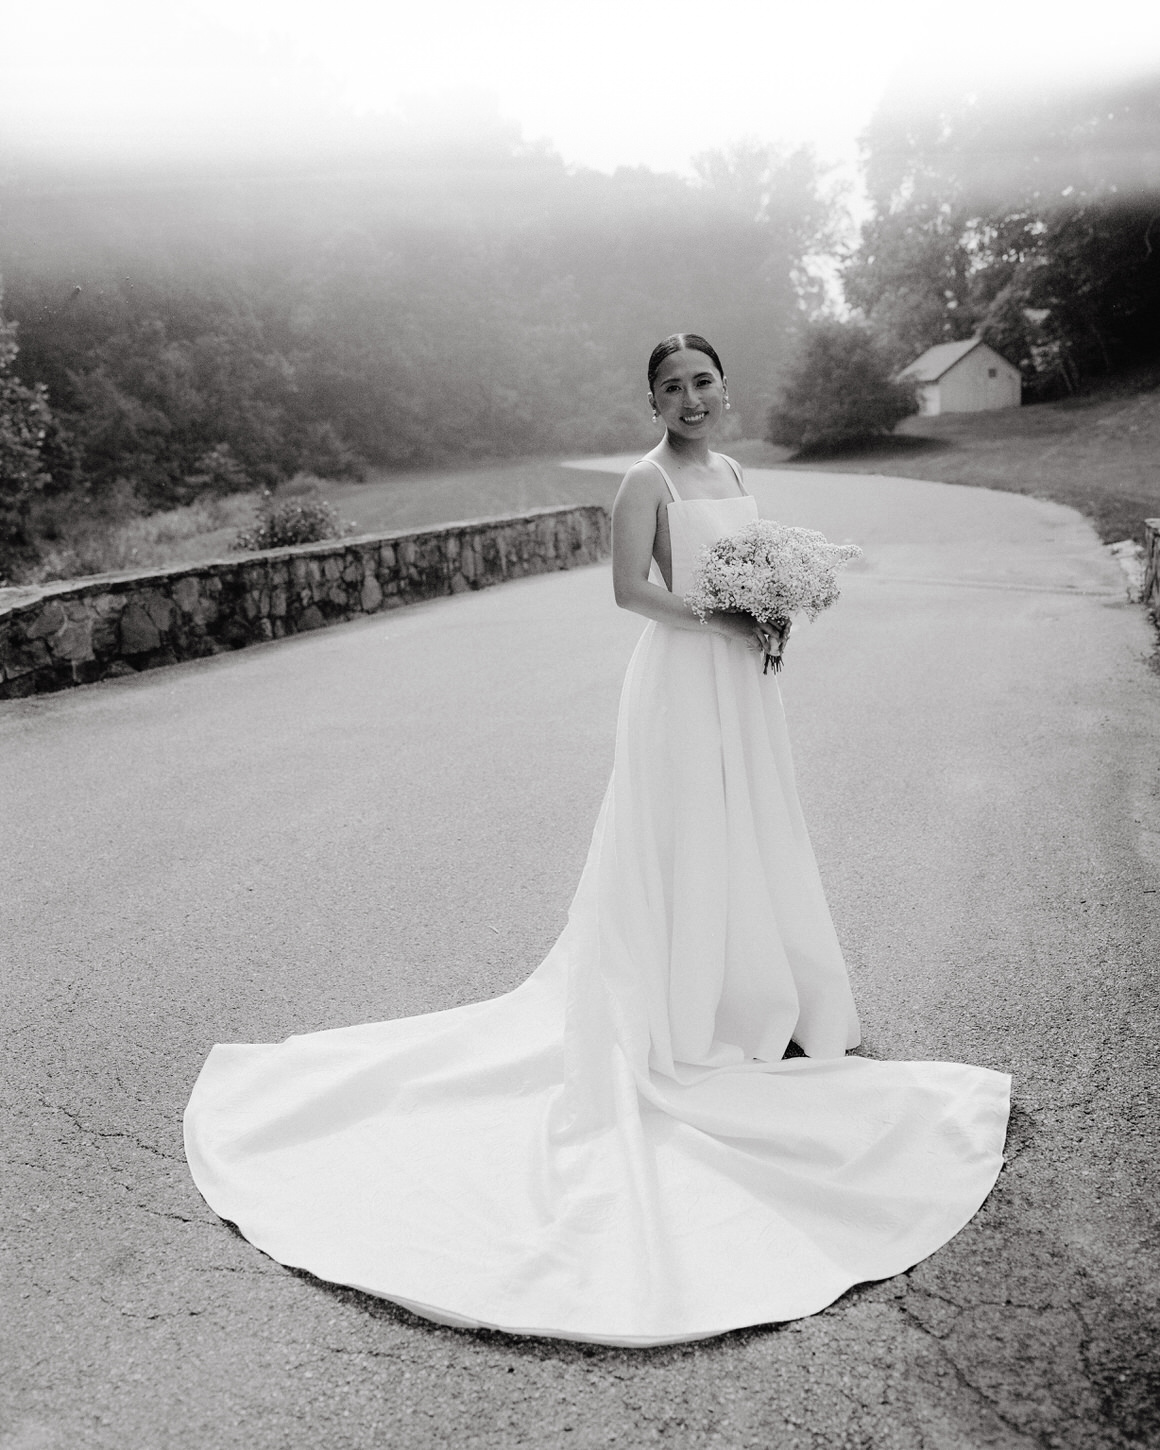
[649, 348, 727, 439]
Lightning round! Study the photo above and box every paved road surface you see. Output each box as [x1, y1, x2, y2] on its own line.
[3, 467, 1158, 1450]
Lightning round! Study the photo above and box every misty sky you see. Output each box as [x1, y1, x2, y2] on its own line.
[3, 0, 1159, 177]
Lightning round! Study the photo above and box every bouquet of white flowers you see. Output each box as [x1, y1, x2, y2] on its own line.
[685, 520, 862, 673]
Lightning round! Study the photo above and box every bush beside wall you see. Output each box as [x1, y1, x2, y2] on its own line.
[0, 506, 609, 699]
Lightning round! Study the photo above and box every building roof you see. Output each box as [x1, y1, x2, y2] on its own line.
[897, 337, 989, 383]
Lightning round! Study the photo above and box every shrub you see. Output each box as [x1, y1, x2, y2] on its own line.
[766, 321, 917, 453]
[235, 489, 351, 552]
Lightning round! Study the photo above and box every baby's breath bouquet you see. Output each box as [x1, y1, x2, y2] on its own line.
[685, 520, 862, 673]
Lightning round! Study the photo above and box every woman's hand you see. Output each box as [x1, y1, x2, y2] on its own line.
[707, 613, 791, 665]
[706, 610, 763, 649]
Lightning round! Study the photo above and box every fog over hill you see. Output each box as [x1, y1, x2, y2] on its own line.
[1, 72, 1157, 581]
[0, 122, 836, 502]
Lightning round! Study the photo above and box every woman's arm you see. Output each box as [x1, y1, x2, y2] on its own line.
[610, 465, 772, 650]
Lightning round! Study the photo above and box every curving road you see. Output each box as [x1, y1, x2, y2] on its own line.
[3, 466, 1159, 1450]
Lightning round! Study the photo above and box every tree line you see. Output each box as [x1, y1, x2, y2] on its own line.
[2, 73, 1158, 574]
[0, 135, 836, 573]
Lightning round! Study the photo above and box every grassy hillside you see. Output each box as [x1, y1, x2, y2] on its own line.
[731, 369, 1160, 545]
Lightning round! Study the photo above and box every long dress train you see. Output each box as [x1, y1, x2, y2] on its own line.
[184, 459, 1010, 1346]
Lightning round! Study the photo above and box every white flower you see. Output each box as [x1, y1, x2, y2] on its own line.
[685, 520, 862, 628]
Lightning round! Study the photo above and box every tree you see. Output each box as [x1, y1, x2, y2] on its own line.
[765, 321, 916, 453]
[0, 294, 53, 563]
[845, 75, 1160, 394]
[843, 200, 975, 370]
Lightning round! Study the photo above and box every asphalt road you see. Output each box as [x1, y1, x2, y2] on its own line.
[3, 467, 1159, 1450]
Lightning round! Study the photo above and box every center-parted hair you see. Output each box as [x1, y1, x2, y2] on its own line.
[647, 333, 726, 391]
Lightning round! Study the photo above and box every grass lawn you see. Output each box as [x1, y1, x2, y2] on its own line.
[730, 370, 1160, 545]
[322, 456, 625, 537]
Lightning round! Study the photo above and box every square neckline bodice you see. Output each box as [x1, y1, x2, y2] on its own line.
[638, 455, 757, 598]
[638, 453, 749, 508]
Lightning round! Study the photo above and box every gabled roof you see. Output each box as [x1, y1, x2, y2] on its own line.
[898, 337, 988, 383]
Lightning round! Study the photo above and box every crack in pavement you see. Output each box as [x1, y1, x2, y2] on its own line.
[893, 1297, 1042, 1446]
[45, 1100, 181, 1163]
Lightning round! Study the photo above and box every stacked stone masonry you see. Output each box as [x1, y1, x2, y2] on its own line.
[1145, 519, 1160, 622]
[0, 506, 609, 699]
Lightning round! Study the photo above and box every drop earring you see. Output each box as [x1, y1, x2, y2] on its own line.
[723, 394, 731, 411]
[651, 408, 658, 421]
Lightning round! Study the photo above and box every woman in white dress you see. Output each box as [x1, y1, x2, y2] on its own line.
[185, 333, 1010, 1346]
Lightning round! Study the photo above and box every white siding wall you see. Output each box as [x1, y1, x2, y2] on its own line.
[917, 383, 941, 416]
[937, 347, 1021, 412]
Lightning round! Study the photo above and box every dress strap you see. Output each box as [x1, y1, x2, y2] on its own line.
[721, 455, 748, 497]
[637, 457, 681, 504]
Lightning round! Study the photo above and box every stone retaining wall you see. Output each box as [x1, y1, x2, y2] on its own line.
[1145, 519, 1160, 622]
[0, 505, 609, 699]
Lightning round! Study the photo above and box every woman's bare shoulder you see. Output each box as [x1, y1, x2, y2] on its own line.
[615, 458, 667, 505]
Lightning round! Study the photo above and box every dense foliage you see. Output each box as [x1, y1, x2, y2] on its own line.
[844, 74, 1160, 395]
[0, 134, 838, 576]
[765, 321, 916, 452]
[0, 300, 53, 557]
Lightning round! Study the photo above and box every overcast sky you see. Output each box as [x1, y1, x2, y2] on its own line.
[3, 0, 1158, 177]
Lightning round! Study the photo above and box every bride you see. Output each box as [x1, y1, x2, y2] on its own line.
[185, 333, 1010, 1346]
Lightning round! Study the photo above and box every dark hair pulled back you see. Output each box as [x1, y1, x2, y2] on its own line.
[647, 333, 726, 391]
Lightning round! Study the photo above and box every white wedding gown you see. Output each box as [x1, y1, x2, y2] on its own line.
[185, 459, 1010, 1346]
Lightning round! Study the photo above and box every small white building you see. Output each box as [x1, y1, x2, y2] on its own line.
[898, 337, 1022, 416]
